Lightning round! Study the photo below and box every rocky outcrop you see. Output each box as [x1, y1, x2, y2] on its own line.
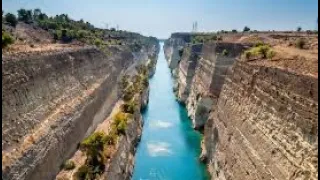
[163, 36, 187, 71]
[186, 43, 246, 129]
[175, 44, 202, 103]
[2, 39, 159, 180]
[104, 95, 144, 180]
[203, 61, 318, 180]
[104, 52, 156, 179]
[164, 38, 245, 129]
[165, 32, 318, 179]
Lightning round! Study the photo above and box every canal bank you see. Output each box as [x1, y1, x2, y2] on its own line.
[132, 42, 209, 180]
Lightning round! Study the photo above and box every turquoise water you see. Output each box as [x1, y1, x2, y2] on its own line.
[132, 42, 209, 180]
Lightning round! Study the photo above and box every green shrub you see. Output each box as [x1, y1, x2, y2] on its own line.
[63, 160, 75, 170]
[231, 29, 237, 33]
[297, 26, 302, 32]
[295, 38, 305, 49]
[258, 45, 270, 58]
[122, 99, 137, 114]
[112, 111, 129, 135]
[222, 49, 229, 56]
[17, 9, 33, 23]
[104, 133, 117, 145]
[243, 26, 250, 32]
[119, 74, 129, 93]
[116, 121, 127, 135]
[73, 165, 94, 180]
[113, 112, 128, 126]
[266, 50, 276, 59]
[76, 30, 89, 39]
[2, 31, 14, 48]
[53, 30, 62, 40]
[94, 38, 103, 47]
[254, 41, 265, 47]
[80, 131, 107, 172]
[243, 45, 274, 59]
[243, 51, 252, 59]
[5, 13, 18, 27]
[122, 84, 135, 101]
[141, 76, 149, 88]
[136, 64, 149, 76]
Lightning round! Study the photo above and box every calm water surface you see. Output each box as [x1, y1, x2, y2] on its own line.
[132, 42, 209, 180]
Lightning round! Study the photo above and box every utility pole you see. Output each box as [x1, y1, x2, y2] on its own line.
[195, 21, 198, 32]
[192, 22, 195, 32]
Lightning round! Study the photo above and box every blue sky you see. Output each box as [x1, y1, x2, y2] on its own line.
[2, 0, 318, 38]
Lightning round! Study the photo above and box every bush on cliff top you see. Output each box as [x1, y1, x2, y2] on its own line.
[243, 44, 275, 60]
[4, 13, 18, 27]
[2, 31, 15, 48]
[295, 38, 306, 49]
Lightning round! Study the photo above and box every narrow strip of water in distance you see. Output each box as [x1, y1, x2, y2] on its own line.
[132, 42, 209, 180]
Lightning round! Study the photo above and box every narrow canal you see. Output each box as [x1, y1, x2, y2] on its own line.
[132, 42, 209, 180]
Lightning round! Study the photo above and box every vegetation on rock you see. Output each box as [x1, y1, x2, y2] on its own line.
[222, 49, 229, 56]
[63, 160, 75, 170]
[295, 38, 306, 49]
[2, 8, 158, 51]
[78, 131, 107, 178]
[243, 43, 275, 60]
[2, 30, 14, 48]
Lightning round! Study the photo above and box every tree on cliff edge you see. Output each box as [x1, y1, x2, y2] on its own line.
[243, 26, 250, 32]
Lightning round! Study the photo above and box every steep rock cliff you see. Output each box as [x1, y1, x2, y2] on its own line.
[2, 41, 159, 180]
[165, 32, 318, 180]
[186, 43, 245, 129]
[163, 37, 187, 71]
[203, 61, 318, 180]
[175, 44, 202, 103]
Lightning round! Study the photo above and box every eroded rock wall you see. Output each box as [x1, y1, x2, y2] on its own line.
[204, 61, 318, 180]
[104, 55, 154, 180]
[2, 41, 159, 180]
[165, 32, 318, 180]
[175, 44, 202, 103]
[186, 43, 245, 129]
[163, 37, 187, 71]
[104, 93, 144, 180]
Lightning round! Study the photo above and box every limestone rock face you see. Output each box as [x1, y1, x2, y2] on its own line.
[186, 43, 245, 129]
[204, 61, 318, 180]
[165, 32, 318, 180]
[176, 44, 203, 103]
[2, 41, 159, 180]
[163, 37, 186, 71]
